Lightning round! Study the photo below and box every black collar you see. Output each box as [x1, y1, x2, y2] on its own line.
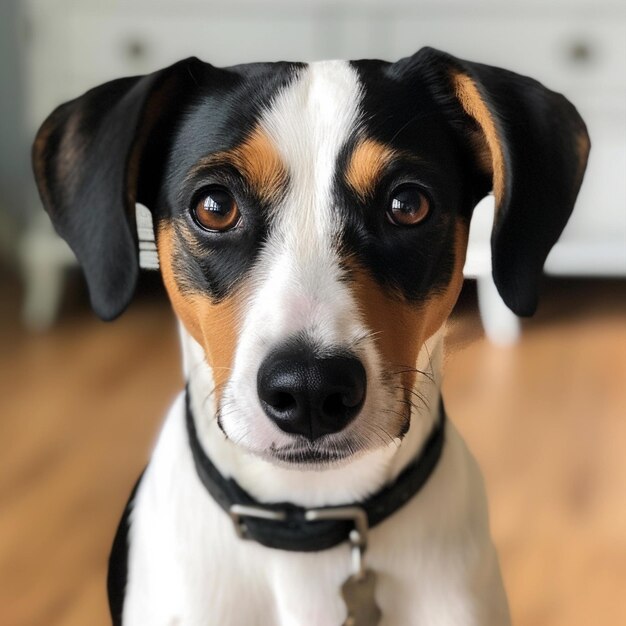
[186, 390, 446, 552]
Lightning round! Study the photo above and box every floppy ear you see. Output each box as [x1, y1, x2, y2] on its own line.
[399, 47, 590, 316]
[32, 57, 204, 320]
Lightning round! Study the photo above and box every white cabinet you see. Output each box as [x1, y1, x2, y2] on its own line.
[387, 13, 626, 281]
[20, 0, 626, 335]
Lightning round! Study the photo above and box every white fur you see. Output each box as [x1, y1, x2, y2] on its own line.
[221, 60, 393, 462]
[125, 330, 509, 625]
[122, 61, 510, 625]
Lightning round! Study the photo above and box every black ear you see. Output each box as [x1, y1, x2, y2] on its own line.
[32, 57, 204, 320]
[399, 47, 590, 316]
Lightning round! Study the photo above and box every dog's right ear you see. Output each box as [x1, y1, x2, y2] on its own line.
[32, 58, 205, 321]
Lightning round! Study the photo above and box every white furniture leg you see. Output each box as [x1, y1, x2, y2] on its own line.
[476, 272, 521, 346]
[21, 252, 66, 331]
[19, 214, 76, 331]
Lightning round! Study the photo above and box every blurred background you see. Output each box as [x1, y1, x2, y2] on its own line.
[1, 0, 625, 624]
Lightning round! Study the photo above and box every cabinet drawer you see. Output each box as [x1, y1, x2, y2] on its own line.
[64, 12, 322, 93]
[390, 16, 626, 100]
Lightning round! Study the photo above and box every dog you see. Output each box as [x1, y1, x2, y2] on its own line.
[32, 46, 589, 625]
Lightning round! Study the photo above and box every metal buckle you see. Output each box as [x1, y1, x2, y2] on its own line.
[305, 506, 369, 579]
[229, 504, 287, 539]
[229, 504, 369, 577]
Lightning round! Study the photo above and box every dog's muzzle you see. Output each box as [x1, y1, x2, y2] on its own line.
[257, 342, 367, 441]
[186, 389, 446, 552]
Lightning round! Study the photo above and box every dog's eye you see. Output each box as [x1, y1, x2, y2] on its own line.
[386, 185, 431, 226]
[192, 188, 241, 232]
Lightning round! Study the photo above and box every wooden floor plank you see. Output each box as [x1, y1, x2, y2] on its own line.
[1, 275, 625, 625]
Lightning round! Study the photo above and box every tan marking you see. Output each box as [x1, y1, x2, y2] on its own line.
[125, 81, 175, 210]
[57, 110, 85, 187]
[157, 222, 244, 399]
[32, 106, 85, 210]
[575, 128, 591, 187]
[191, 126, 287, 203]
[32, 118, 55, 209]
[345, 139, 397, 200]
[177, 219, 208, 258]
[349, 221, 468, 393]
[451, 71, 506, 207]
[34, 74, 183, 222]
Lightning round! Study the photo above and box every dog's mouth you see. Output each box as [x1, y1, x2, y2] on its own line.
[268, 440, 354, 466]
[263, 393, 413, 468]
[215, 408, 359, 467]
[216, 374, 415, 468]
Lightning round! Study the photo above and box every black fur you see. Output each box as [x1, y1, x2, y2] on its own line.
[390, 47, 590, 315]
[156, 62, 303, 301]
[33, 49, 588, 320]
[32, 59, 200, 319]
[107, 472, 144, 625]
[337, 60, 471, 303]
[31, 49, 590, 623]
[32, 59, 304, 318]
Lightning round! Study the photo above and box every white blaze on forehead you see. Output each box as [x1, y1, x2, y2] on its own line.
[250, 61, 364, 339]
[221, 63, 396, 453]
[260, 60, 363, 247]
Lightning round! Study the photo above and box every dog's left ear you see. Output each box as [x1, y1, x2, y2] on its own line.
[395, 47, 590, 316]
[32, 58, 206, 320]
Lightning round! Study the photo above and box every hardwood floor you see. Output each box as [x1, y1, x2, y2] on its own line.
[1, 272, 625, 626]
[444, 281, 626, 626]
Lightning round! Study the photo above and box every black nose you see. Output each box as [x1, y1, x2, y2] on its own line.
[257, 345, 367, 441]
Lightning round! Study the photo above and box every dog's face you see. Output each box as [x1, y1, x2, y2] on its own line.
[33, 49, 589, 467]
[156, 60, 470, 464]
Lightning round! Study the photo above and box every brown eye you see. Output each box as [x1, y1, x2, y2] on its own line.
[386, 185, 431, 226]
[192, 188, 241, 232]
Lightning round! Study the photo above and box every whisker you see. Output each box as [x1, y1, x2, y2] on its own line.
[199, 381, 228, 415]
[393, 385, 431, 409]
[389, 366, 436, 384]
[423, 342, 436, 380]
[380, 407, 409, 422]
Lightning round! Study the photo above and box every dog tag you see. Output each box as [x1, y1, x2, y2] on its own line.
[341, 569, 382, 626]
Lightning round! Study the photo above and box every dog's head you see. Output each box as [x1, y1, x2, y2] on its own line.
[33, 48, 588, 466]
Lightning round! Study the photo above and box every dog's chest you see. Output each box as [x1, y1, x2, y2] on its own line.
[121, 395, 508, 626]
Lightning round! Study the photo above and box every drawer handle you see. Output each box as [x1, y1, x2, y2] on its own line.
[567, 39, 595, 65]
[124, 39, 148, 61]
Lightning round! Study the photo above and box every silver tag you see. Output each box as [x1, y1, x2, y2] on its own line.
[341, 569, 382, 626]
